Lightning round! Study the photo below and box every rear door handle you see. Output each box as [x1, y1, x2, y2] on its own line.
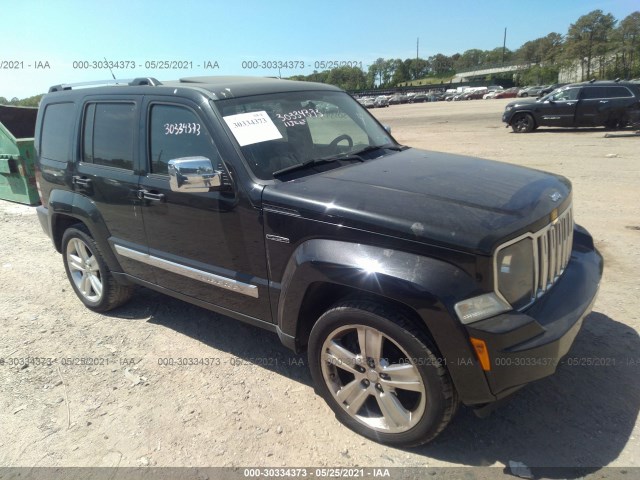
[599, 100, 609, 103]
[138, 189, 165, 202]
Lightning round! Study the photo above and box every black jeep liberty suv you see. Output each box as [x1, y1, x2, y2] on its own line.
[35, 76, 602, 446]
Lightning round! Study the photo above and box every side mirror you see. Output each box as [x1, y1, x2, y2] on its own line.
[168, 157, 222, 193]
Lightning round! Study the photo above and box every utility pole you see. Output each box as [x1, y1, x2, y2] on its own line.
[502, 27, 507, 64]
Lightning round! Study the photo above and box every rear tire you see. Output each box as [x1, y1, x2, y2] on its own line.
[62, 224, 134, 312]
[308, 299, 458, 447]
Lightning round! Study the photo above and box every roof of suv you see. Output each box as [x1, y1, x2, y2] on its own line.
[565, 80, 640, 90]
[47, 76, 342, 100]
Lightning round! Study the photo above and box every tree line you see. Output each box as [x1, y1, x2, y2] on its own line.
[290, 9, 640, 91]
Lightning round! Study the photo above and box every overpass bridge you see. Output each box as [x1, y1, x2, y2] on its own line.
[452, 62, 532, 82]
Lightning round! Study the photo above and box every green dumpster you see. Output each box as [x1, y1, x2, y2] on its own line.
[0, 105, 39, 205]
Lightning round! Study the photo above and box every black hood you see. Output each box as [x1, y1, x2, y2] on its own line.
[262, 148, 571, 254]
[506, 98, 540, 109]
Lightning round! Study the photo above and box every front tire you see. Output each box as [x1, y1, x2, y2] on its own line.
[511, 113, 535, 133]
[62, 224, 134, 312]
[308, 300, 458, 447]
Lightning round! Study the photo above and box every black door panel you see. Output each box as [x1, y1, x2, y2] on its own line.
[138, 97, 272, 321]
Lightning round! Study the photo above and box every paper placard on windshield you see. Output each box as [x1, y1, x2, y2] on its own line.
[223, 111, 282, 146]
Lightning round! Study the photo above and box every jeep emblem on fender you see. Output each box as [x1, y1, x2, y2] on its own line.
[550, 192, 562, 202]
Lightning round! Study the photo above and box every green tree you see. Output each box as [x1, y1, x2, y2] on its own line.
[616, 11, 640, 78]
[484, 47, 513, 65]
[516, 33, 562, 65]
[390, 59, 410, 85]
[454, 49, 485, 71]
[428, 53, 454, 76]
[408, 58, 430, 80]
[564, 9, 616, 80]
[325, 66, 368, 90]
[367, 58, 387, 87]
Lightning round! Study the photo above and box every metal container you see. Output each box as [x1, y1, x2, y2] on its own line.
[0, 105, 39, 205]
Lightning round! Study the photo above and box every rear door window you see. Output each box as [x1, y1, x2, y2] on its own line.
[82, 102, 136, 170]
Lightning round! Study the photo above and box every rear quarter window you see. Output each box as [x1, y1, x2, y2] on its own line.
[40, 102, 75, 162]
[605, 86, 633, 98]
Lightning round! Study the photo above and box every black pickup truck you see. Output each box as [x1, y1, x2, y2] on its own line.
[35, 76, 602, 446]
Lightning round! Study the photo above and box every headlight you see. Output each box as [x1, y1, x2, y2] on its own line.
[454, 293, 511, 325]
[495, 237, 535, 310]
[505, 105, 513, 111]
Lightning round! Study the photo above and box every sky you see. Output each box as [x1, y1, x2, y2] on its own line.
[1, 0, 638, 99]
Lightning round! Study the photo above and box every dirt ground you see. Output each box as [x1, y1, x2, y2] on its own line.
[1, 98, 639, 477]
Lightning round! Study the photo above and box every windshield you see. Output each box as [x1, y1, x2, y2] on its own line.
[215, 91, 395, 180]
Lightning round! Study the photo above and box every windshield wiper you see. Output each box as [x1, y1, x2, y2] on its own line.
[350, 144, 407, 156]
[272, 155, 364, 178]
[271, 143, 407, 178]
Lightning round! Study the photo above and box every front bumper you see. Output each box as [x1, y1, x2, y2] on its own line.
[465, 225, 603, 399]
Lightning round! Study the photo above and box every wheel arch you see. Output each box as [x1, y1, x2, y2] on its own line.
[509, 110, 537, 125]
[275, 239, 496, 404]
[47, 189, 124, 273]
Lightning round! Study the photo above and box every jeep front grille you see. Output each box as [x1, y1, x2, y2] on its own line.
[535, 206, 573, 298]
[494, 205, 574, 310]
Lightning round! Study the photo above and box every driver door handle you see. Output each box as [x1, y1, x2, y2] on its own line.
[138, 189, 165, 202]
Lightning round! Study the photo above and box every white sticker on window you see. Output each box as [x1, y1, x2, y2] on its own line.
[223, 111, 283, 146]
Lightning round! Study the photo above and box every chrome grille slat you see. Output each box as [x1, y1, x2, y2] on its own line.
[496, 205, 574, 308]
[535, 205, 573, 300]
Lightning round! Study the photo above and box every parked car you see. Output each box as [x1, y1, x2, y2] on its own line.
[463, 89, 488, 100]
[360, 97, 376, 108]
[502, 80, 640, 132]
[410, 93, 429, 103]
[517, 85, 547, 97]
[494, 87, 520, 99]
[388, 94, 407, 105]
[35, 75, 602, 447]
[374, 96, 389, 108]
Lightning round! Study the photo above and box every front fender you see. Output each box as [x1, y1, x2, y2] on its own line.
[277, 239, 496, 405]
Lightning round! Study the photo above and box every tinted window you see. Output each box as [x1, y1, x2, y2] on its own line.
[83, 103, 135, 170]
[581, 87, 608, 99]
[149, 104, 220, 175]
[605, 86, 633, 98]
[550, 88, 580, 101]
[41, 103, 75, 161]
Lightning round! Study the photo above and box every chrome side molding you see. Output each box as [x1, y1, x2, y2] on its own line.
[114, 245, 259, 298]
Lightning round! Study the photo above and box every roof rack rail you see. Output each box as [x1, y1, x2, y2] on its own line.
[48, 77, 162, 93]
